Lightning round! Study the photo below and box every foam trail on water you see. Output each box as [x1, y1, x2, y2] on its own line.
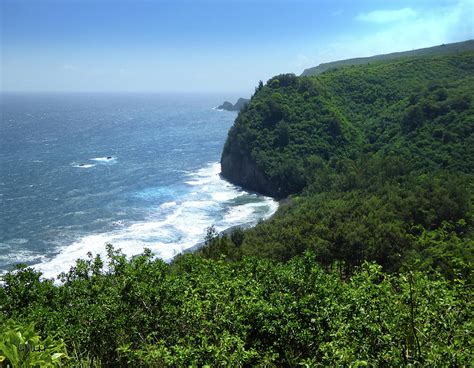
[90, 156, 117, 163]
[73, 164, 96, 169]
[160, 201, 177, 209]
[34, 162, 278, 279]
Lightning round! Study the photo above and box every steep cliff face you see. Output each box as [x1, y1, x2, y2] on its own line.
[219, 72, 352, 199]
[220, 151, 280, 198]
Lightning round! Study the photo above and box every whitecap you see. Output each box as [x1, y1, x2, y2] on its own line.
[73, 164, 96, 169]
[211, 191, 236, 202]
[0, 249, 42, 264]
[32, 162, 279, 279]
[8, 238, 29, 245]
[90, 156, 117, 163]
[223, 204, 260, 224]
[185, 179, 208, 186]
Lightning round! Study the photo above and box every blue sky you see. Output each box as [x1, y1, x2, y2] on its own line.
[1, 0, 473, 93]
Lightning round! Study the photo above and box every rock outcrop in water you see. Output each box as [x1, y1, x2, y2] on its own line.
[217, 98, 249, 111]
[217, 101, 234, 110]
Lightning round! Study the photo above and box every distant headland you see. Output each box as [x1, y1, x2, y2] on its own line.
[301, 39, 474, 76]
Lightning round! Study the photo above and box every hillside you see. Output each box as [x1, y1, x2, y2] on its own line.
[220, 50, 473, 272]
[301, 39, 474, 76]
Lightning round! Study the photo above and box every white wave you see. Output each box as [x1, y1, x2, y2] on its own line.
[211, 190, 236, 202]
[160, 201, 177, 209]
[185, 179, 207, 186]
[90, 156, 116, 163]
[0, 249, 44, 265]
[263, 200, 279, 219]
[33, 162, 279, 279]
[8, 238, 29, 245]
[222, 205, 256, 226]
[73, 163, 96, 168]
[225, 202, 264, 222]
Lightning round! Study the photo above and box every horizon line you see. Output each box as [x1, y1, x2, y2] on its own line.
[0, 90, 252, 95]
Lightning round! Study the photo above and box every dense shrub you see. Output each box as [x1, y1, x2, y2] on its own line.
[1, 251, 472, 366]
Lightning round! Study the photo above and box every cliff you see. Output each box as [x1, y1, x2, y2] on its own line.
[220, 149, 280, 198]
[221, 49, 473, 199]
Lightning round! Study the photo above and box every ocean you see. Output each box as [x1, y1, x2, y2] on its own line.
[0, 93, 278, 278]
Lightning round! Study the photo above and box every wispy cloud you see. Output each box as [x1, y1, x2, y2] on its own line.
[302, 0, 474, 72]
[356, 8, 417, 23]
[351, 0, 473, 55]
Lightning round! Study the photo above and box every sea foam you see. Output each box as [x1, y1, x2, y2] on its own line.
[90, 156, 117, 163]
[34, 162, 278, 279]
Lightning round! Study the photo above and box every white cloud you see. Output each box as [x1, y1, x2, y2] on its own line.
[356, 8, 417, 23]
[303, 0, 474, 72]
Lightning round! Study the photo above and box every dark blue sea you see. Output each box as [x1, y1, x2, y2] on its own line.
[0, 93, 277, 278]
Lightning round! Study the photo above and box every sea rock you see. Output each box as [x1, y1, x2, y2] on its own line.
[217, 101, 234, 110]
[217, 98, 250, 111]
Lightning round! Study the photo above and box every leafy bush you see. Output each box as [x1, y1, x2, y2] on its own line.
[0, 320, 67, 367]
[1, 251, 472, 366]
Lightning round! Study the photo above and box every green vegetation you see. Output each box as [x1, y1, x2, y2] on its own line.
[1, 50, 473, 366]
[0, 320, 67, 367]
[1, 250, 472, 366]
[221, 51, 473, 278]
[301, 39, 474, 76]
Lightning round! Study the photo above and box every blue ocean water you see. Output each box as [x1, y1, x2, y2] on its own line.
[0, 93, 277, 278]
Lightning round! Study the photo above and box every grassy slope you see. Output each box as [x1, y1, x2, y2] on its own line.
[301, 39, 474, 76]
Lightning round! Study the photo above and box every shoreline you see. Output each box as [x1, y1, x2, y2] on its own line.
[0, 171, 279, 279]
[177, 178, 282, 258]
[178, 221, 260, 257]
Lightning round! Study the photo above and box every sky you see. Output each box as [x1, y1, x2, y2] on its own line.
[1, 0, 473, 93]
